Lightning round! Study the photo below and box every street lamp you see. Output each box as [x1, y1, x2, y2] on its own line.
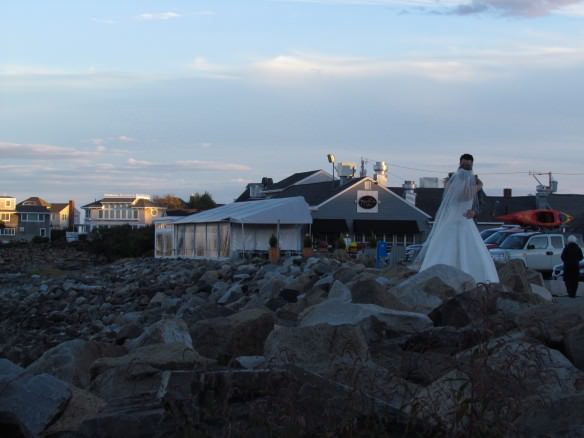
[327, 153, 336, 182]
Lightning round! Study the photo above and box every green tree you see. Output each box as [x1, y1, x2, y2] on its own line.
[188, 191, 216, 210]
[153, 194, 187, 209]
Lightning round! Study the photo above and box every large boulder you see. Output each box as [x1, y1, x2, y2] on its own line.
[90, 343, 214, 401]
[43, 387, 107, 436]
[299, 300, 432, 334]
[264, 324, 370, 375]
[349, 277, 408, 310]
[26, 339, 126, 388]
[327, 280, 352, 302]
[564, 322, 584, 370]
[389, 264, 476, 314]
[0, 358, 72, 436]
[190, 308, 276, 363]
[515, 300, 584, 345]
[126, 317, 193, 351]
[497, 259, 537, 294]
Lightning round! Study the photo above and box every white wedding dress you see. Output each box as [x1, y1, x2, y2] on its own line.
[417, 168, 499, 284]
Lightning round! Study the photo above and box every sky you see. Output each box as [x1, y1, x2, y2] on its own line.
[1, 0, 584, 206]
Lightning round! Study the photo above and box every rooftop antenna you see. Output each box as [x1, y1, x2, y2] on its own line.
[360, 157, 368, 178]
[530, 171, 557, 209]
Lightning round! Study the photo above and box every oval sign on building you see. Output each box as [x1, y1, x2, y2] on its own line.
[358, 195, 377, 209]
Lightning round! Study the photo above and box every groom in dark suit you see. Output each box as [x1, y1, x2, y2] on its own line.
[458, 153, 485, 220]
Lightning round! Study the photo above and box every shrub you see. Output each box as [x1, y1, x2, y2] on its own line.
[337, 238, 346, 250]
[303, 234, 312, 248]
[87, 225, 154, 261]
[269, 234, 278, 249]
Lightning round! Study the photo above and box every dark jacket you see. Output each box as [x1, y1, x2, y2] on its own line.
[562, 242, 583, 276]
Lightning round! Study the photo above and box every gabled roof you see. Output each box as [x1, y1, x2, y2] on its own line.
[235, 170, 329, 202]
[272, 179, 361, 206]
[174, 197, 312, 225]
[266, 170, 322, 191]
[49, 203, 69, 213]
[82, 200, 102, 209]
[82, 198, 165, 209]
[18, 196, 50, 207]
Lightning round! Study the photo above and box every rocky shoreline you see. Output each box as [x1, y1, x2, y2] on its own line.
[1, 244, 584, 437]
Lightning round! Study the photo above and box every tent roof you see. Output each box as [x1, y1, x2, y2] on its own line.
[174, 196, 312, 225]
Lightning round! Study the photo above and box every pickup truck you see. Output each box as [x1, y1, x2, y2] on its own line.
[489, 231, 582, 274]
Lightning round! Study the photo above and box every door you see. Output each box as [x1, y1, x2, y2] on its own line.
[524, 235, 551, 271]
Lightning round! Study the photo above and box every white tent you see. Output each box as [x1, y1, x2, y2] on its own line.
[155, 197, 312, 259]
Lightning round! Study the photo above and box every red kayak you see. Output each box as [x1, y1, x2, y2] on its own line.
[496, 209, 573, 228]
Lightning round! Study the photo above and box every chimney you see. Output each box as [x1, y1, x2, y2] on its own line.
[336, 162, 356, 186]
[503, 188, 512, 199]
[373, 161, 388, 187]
[402, 180, 417, 206]
[68, 200, 75, 230]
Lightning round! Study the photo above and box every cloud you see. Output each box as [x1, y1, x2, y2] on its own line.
[190, 57, 240, 80]
[451, 0, 584, 17]
[275, 0, 584, 16]
[0, 142, 101, 160]
[199, 142, 213, 148]
[252, 44, 584, 82]
[127, 158, 250, 172]
[137, 12, 181, 21]
[117, 135, 135, 143]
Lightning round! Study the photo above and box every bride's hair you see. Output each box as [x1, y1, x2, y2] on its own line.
[460, 153, 474, 161]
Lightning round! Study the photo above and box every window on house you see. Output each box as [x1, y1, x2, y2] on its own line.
[133, 210, 138, 219]
[40, 228, 46, 237]
[0, 213, 10, 221]
[4, 200, 11, 208]
[98, 210, 103, 219]
[151, 209, 158, 216]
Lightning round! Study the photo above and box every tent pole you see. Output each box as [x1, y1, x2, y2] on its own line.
[242, 223, 245, 258]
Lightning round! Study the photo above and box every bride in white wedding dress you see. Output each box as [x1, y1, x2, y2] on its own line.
[416, 158, 499, 284]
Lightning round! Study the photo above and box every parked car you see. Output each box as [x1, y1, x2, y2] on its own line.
[552, 261, 584, 281]
[483, 228, 523, 249]
[480, 225, 520, 241]
[490, 232, 574, 274]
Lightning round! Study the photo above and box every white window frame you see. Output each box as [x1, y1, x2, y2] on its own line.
[40, 228, 47, 237]
[0, 213, 10, 221]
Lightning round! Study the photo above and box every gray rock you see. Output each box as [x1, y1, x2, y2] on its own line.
[0, 359, 72, 436]
[126, 317, 193, 351]
[264, 323, 370, 375]
[389, 264, 476, 314]
[217, 282, 243, 304]
[299, 300, 432, 333]
[190, 308, 275, 363]
[327, 280, 352, 302]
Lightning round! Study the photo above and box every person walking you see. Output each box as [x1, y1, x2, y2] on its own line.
[561, 235, 583, 298]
